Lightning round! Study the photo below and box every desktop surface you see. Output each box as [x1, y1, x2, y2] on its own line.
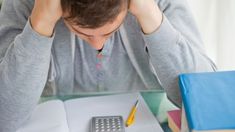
[40, 91, 174, 132]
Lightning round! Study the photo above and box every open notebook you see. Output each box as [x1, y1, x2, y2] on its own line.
[17, 93, 163, 132]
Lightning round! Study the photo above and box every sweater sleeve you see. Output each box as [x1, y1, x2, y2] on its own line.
[0, 0, 54, 131]
[143, 0, 216, 107]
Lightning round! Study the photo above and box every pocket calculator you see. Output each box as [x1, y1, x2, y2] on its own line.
[90, 116, 125, 132]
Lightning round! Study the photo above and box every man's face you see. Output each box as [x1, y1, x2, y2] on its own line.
[64, 10, 127, 50]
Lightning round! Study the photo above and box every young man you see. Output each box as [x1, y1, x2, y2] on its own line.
[0, 0, 216, 131]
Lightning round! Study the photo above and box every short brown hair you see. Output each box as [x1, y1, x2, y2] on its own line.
[61, 0, 129, 28]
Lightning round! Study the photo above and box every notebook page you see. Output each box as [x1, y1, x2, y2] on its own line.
[64, 93, 163, 132]
[17, 100, 69, 132]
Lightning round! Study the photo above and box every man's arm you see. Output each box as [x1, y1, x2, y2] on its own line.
[0, 0, 61, 131]
[129, 0, 216, 107]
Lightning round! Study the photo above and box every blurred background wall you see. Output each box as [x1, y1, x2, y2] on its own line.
[188, 0, 235, 70]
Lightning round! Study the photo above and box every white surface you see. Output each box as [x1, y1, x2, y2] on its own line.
[64, 93, 163, 132]
[17, 93, 163, 132]
[17, 100, 69, 132]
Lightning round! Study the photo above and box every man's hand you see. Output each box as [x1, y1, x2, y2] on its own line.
[129, 0, 163, 34]
[30, 0, 62, 37]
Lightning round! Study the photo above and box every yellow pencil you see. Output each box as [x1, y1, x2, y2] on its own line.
[125, 100, 139, 127]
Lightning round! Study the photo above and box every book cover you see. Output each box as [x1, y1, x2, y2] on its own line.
[167, 109, 181, 132]
[179, 71, 235, 131]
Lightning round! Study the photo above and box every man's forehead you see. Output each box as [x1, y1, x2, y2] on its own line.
[67, 20, 122, 37]
[65, 10, 127, 36]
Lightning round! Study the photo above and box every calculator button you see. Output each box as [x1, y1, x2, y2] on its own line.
[92, 116, 125, 132]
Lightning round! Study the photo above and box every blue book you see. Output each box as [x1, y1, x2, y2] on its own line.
[179, 71, 235, 131]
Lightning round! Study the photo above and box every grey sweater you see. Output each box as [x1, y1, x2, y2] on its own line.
[0, 0, 216, 131]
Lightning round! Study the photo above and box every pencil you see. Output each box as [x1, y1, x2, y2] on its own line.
[125, 100, 139, 127]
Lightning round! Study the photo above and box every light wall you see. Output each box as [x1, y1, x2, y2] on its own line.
[187, 0, 235, 70]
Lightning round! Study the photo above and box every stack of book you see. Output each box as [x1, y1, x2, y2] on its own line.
[178, 71, 235, 132]
[167, 109, 181, 132]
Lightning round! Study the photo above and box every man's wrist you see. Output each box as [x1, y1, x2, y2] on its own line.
[135, 5, 163, 34]
[30, 15, 56, 37]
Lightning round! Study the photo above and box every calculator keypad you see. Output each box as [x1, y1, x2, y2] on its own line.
[91, 116, 125, 132]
